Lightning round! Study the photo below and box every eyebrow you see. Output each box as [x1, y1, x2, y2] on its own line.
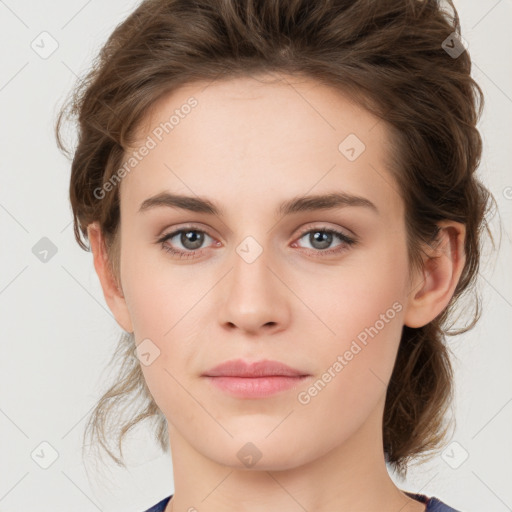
[138, 191, 379, 217]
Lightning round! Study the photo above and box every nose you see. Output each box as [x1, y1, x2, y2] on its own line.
[217, 241, 291, 336]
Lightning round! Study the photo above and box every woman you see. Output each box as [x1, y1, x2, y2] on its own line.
[56, 0, 494, 510]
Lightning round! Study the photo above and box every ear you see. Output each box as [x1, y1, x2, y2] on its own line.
[403, 220, 466, 328]
[87, 222, 134, 333]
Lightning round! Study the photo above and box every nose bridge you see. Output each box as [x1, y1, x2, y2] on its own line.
[237, 237, 270, 284]
[217, 232, 289, 332]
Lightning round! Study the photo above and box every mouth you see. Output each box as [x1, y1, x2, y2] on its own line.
[202, 359, 311, 398]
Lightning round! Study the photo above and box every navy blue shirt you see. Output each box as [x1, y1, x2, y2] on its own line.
[143, 491, 461, 511]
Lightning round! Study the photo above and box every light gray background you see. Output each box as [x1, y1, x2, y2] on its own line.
[0, 1, 511, 511]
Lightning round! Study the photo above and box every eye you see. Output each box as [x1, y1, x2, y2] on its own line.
[157, 224, 357, 259]
[157, 226, 217, 259]
[292, 227, 357, 256]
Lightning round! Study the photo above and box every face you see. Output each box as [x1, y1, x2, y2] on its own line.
[115, 73, 413, 470]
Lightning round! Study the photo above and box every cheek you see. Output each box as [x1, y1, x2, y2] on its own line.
[294, 243, 408, 409]
[294, 237, 408, 348]
[120, 245, 209, 401]
[292, 298, 405, 447]
[120, 240, 195, 335]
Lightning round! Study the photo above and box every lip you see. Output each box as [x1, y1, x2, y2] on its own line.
[202, 359, 310, 398]
[202, 358, 308, 378]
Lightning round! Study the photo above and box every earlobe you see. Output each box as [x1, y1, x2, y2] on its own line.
[403, 221, 466, 328]
[87, 222, 134, 333]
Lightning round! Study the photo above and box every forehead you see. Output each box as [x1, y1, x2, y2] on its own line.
[133, 73, 386, 149]
[121, 73, 402, 221]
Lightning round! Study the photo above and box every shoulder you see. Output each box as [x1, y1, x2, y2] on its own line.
[405, 491, 462, 512]
[426, 496, 463, 512]
[144, 493, 463, 512]
[142, 495, 173, 512]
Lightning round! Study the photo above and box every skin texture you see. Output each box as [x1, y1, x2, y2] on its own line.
[88, 73, 466, 512]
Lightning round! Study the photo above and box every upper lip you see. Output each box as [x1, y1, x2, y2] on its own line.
[202, 359, 308, 377]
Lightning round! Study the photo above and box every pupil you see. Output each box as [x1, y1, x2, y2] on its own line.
[311, 231, 332, 250]
[182, 231, 203, 250]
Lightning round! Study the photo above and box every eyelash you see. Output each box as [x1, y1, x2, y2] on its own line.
[157, 224, 358, 260]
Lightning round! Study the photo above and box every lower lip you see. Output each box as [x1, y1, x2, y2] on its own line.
[204, 375, 309, 398]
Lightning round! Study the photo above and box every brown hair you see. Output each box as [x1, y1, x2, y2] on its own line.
[56, 0, 497, 477]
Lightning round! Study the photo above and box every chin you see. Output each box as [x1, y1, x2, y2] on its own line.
[198, 433, 314, 471]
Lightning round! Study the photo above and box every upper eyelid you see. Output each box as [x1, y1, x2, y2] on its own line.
[161, 223, 351, 236]
[295, 224, 353, 237]
[160, 225, 215, 241]
[160, 224, 355, 246]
